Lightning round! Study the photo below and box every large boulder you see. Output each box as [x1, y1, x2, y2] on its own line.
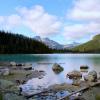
[67, 70, 82, 86]
[52, 63, 64, 74]
[67, 70, 82, 79]
[84, 70, 97, 82]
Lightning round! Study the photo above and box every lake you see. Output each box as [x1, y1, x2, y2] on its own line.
[0, 54, 100, 93]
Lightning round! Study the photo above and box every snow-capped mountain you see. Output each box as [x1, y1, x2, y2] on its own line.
[33, 36, 80, 49]
[33, 36, 63, 49]
[42, 38, 64, 49]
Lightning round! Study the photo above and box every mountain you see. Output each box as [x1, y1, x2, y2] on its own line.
[0, 31, 53, 54]
[42, 38, 64, 50]
[33, 36, 64, 50]
[33, 36, 42, 41]
[72, 34, 100, 53]
[33, 36, 80, 50]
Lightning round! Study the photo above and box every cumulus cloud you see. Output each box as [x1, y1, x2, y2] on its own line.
[67, 0, 100, 21]
[0, 15, 21, 30]
[0, 5, 61, 36]
[63, 22, 100, 40]
[64, 0, 100, 41]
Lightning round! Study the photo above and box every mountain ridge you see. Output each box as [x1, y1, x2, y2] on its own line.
[33, 36, 80, 50]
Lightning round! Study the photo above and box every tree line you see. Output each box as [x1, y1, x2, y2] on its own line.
[0, 30, 73, 54]
[0, 31, 54, 54]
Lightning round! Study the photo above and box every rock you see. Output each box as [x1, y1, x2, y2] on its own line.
[23, 66, 32, 70]
[88, 70, 97, 79]
[67, 70, 82, 86]
[4, 68, 10, 76]
[0, 79, 14, 89]
[84, 70, 97, 82]
[16, 63, 24, 66]
[4, 93, 26, 100]
[10, 62, 16, 66]
[80, 65, 89, 72]
[67, 70, 82, 79]
[38, 76, 44, 79]
[72, 79, 81, 86]
[52, 63, 64, 74]
[23, 63, 32, 70]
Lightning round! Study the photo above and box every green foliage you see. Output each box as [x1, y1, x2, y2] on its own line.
[93, 34, 100, 40]
[72, 34, 100, 53]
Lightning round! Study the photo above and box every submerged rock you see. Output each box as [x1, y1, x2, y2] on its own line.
[52, 63, 64, 74]
[84, 70, 97, 82]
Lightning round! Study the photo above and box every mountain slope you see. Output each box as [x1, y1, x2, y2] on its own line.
[42, 38, 64, 50]
[72, 34, 100, 53]
[34, 36, 80, 50]
[33, 36, 64, 50]
[0, 31, 53, 54]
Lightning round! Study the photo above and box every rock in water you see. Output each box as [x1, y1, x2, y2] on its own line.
[67, 70, 82, 79]
[80, 65, 89, 72]
[84, 70, 97, 82]
[67, 70, 82, 86]
[52, 63, 64, 74]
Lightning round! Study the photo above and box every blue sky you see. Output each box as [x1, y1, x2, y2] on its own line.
[0, 0, 100, 44]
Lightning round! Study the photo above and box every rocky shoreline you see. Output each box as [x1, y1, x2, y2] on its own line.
[0, 62, 100, 100]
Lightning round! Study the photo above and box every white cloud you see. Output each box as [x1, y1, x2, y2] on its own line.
[0, 14, 21, 30]
[64, 0, 100, 41]
[0, 16, 4, 23]
[63, 22, 100, 40]
[67, 0, 100, 21]
[0, 5, 61, 36]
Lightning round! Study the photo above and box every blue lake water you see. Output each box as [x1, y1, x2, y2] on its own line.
[0, 54, 100, 93]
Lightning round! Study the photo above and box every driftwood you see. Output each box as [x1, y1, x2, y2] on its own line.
[25, 89, 54, 99]
[59, 81, 100, 100]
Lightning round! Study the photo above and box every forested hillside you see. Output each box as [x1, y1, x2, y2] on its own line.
[0, 31, 53, 54]
[72, 34, 100, 53]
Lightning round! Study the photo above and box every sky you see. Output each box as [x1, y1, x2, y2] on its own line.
[0, 0, 100, 44]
